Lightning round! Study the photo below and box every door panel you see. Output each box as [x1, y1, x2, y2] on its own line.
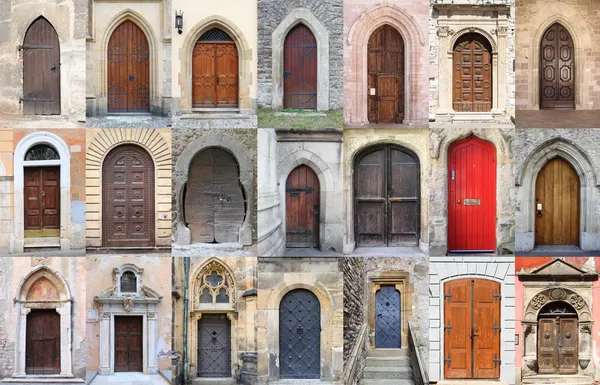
[537, 317, 578, 374]
[23, 17, 61, 115]
[26, 309, 60, 374]
[453, 33, 492, 112]
[215, 44, 239, 106]
[115, 316, 143, 372]
[284, 24, 317, 109]
[540, 23, 575, 109]
[24, 167, 60, 237]
[375, 285, 401, 348]
[192, 44, 216, 106]
[538, 318, 558, 374]
[444, 279, 471, 379]
[286, 165, 320, 247]
[198, 314, 231, 377]
[558, 318, 578, 374]
[535, 157, 580, 245]
[448, 136, 496, 252]
[472, 279, 501, 378]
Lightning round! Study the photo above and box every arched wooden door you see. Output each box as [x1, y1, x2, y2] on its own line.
[448, 136, 496, 252]
[184, 148, 245, 243]
[540, 23, 575, 109]
[23, 17, 60, 115]
[107, 20, 150, 112]
[537, 302, 578, 374]
[279, 289, 320, 379]
[102, 144, 155, 248]
[286, 165, 319, 248]
[535, 157, 580, 246]
[444, 278, 501, 379]
[192, 28, 239, 108]
[375, 285, 401, 348]
[452, 33, 492, 112]
[368, 25, 404, 123]
[284, 24, 317, 109]
[26, 309, 60, 374]
[354, 145, 419, 247]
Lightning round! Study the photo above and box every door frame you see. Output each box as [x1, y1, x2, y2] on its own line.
[189, 311, 235, 380]
[107, 314, 148, 374]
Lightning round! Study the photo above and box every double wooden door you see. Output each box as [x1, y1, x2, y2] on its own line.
[540, 23, 575, 109]
[197, 314, 231, 377]
[448, 136, 496, 252]
[375, 285, 401, 348]
[354, 145, 419, 247]
[114, 316, 143, 372]
[23, 17, 60, 115]
[24, 167, 60, 237]
[107, 20, 150, 112]
[185, 148, 245, 243]
[535, 157, 580, 246]
[192, 29, 238, 107]
[368, 25, 404, 123]
[284, 24, 317, 109]
[102, 145, 155, 248]
[286, 165, 319, 248]
[538, 317, 578, 374]
[452, 33, 492, 112]
[26, 309, 60, 374]
[444, 279, 501, 379]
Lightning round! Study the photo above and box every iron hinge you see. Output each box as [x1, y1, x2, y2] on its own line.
[444, 322, 452, 333]
[286, 187, 314, 195]
[493, 290, 502, 302]
[493, 354, 501, 367]
[444, 288, 452, 302]
[444, 355, 452, 367]
[493, 321, 502, 335]
[286, 230, 313, 237]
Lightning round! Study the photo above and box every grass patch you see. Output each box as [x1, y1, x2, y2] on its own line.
[258, 107, 343, 129]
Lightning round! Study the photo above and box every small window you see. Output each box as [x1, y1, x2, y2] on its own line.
[200, 288, 212, 303]
[216, 288, 229, 303]
[199, 28, 233, 42]
[206, 271, 224, 287]
[25, 144, 59, 161]
[120, 271, 137, 293]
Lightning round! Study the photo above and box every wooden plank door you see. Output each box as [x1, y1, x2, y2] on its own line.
[115, 316, 143, 372]
[452, 33, 492, 112]
[444, 279, 471, 379]
[23, 17, 60, 115]
[283, 24, 317, 109]
[355, 147, 386, 245]
[197, 314, 231, 377]
[388, 147, 419, 246]
[368, 25, 404, 123]
[472, 279, 501, 378]
[535, 157, 580, 246]
[540, 23, 575, 109]
[448, 136, 496, 252]
[107, 20, 150, 112]
[185, 148, 245, 243]
[26, 309, 60, 374]
[24, 167, 60, 237]
[102, 144, 155, 248]
[286, 165, 319, 248]
[538, 318, 558, 374]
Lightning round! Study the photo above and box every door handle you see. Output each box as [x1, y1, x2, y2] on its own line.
[50, 64, 57, 71]
[457, 200, 461, 204]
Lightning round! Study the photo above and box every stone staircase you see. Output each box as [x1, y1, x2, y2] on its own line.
[360, 349, 414, 385]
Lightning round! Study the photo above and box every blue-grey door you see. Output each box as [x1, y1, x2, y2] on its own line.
[197, 314, 231, 377]
[375, 285, 401, 348]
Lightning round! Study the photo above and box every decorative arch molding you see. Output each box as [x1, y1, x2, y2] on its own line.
[191, 257, 237, 312]
[271, 8, 329, 111]
[174, 134, 253, 246]
[16, 266, 72, 303]
[346, 4, 425, 124]
[429, 129, 512, 162]
[523, 287, 591, 322]
[448, 27, 498, 53]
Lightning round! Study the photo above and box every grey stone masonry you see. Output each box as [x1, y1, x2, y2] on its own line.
[343, 257, 366, 385]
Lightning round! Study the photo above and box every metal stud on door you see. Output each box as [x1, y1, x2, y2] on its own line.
[375, 285, 401, 348]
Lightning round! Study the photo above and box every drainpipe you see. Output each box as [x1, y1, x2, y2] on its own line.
[183, 257, 190, 383]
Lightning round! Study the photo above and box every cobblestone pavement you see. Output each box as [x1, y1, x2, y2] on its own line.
[86, 116, 172, 128]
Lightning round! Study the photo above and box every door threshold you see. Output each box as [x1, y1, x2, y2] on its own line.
[192, 378, 236, 384]
[191, 107, 240, 113]
[87, 247, 171, 254]
[24, 237, 61, 248]
[3, 376, 84, 383]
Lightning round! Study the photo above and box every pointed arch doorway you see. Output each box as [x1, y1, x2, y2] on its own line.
[540, 23, 575, 110]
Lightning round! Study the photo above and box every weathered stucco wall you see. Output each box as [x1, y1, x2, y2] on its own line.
[0, 128, 14, 253]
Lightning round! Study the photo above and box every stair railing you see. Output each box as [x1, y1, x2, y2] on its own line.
[408, 321, 429, 385]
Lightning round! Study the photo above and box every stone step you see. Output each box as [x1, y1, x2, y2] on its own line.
[191, 107, 241, 113]
[360, 380, 414, 385]
[367, 348, 409, 357]
[2, 378, 85, 384]
[362, 366, 413, 380]
[521, 375, 594, 385]
[192, 378, 236, 385]
[366, 355, 410, 367]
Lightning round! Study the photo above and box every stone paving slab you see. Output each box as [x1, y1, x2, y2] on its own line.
[89, 373, 168, 385]
[173, 115, 257, 129]
[86, 116, 172, 128]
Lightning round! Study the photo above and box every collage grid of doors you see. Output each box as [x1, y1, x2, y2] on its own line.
[0, 0, 599, 385]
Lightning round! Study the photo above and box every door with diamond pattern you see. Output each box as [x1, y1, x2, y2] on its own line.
[279, 289, 320, 379]
[198, 314, 231, 377]
[375, 285, 401, 348]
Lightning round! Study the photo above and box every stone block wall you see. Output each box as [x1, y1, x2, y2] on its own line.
[342, 257, 365, 385]
[257, 129, 283, 256]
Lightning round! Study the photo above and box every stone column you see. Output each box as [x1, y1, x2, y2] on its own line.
[147, 310, 159, 374]
[495, 26, 508, 113]
[57, 304, 73, 376]
[99, 310, 111, 374]
[15, 306, 30, 376]
[436, 26, 452, 115]
[522, 322, 537, 377]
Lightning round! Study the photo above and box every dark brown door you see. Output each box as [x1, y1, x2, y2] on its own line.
[538, 317, 578, 374]
[286, 165, 319, 248]
[102, 145, 155, 248]
[115, 316, 143, 372]
[107, 20, 150, 112]
[535, 157, 580, 246]
[184, 148, 245, 243]
[452, 33, 492, 112]
[354, 145, 419, 247]
[24, 167, 60, 237]
[23, 17, 60, 115]
[284, 24, 317, 109]
[540, 23, 575, 109]
[192, 28, 238, 107]
[444, 279, 501, 379]
[368, 25, 404, 123]
[26, 309, 60, 374]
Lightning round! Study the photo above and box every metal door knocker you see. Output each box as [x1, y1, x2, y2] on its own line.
[296, 326, 304, 335]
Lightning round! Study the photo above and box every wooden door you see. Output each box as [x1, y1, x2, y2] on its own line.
[538, 317, 578, 374]
[354, 145, 419, 247]
[197, 314, 231, 377]
[24, 167, 60, 237]
[283, 24, 317, 109]
[375, 285, 401, 348]
[540, 23, 575, 109]
[444, 279, 501, 379]
[193, 28, 238, 107]
[102, 145, 155, 248]
[286, 165, 319, 248]
[538, 318, 558, 373]
[535, 157, 580, 246]
[185, 148, 245, 243]
[368, 25, 404, 123]
[448, 136, 496, 252]
[452, 33, 492, 112]
[23, 17, 60, 115]
[115, 316, 143, 372]
[107, 20, 150, 112]
[26, 309, 60, 374]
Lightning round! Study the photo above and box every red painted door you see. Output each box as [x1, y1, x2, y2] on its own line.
[284, 24, 317, 109]
[448, 136, 496, 252]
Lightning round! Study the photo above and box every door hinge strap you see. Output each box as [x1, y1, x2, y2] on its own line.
[286, 230, 313, 236]
[493, 321, 502, 335]
[493, 290, 502, 301]
[19, 44, 55, 50]
[444, 355, 452, 366]
[444, 322, 452, 333]
[286, 187, 314, 194]
[444, 288, 452, 302]
[493, 354, 501, 367]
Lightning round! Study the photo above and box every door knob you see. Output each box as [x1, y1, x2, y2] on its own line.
[50, 64, 57, 71]
[457, 200, 461, 204]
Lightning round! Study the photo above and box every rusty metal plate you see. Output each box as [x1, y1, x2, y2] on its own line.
[463, 199, 481, 206]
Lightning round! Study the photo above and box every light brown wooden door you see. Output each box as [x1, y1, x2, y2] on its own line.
[115, 316, 143, 372]
[453, 33, 492, 112]
[538, 317, 578, 374]
[535, 157, 580, 246]
[444, 279, 501, 379]
[26, 310, 60, 374]
[368, 25, 404, 123]
[24, 167, 60, 237]
[193, 28, 238, 107]
[286, 165, 319, 248]
[540, 23, 575, 109]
